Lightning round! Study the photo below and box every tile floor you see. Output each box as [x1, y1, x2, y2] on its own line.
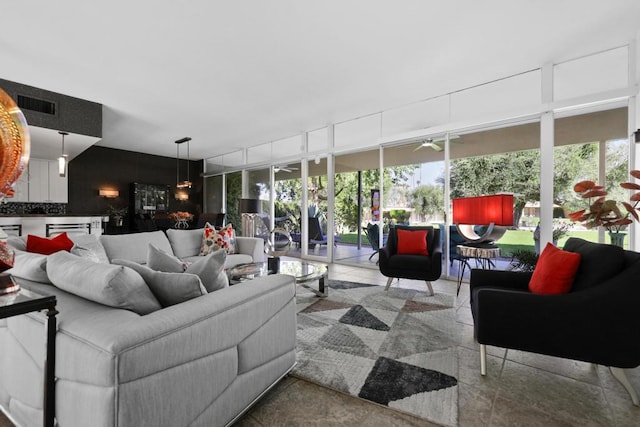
[2, 263, 640, 426]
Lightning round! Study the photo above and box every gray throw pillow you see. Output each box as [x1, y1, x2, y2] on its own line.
[46, 251, 161, 315]
[7, 248, 51, 284]
[147, 244, 186, 273]
[165, 228, 204, 258]
[69, 234, 110, 263]
[113, 259, 207, 307]
[185, 249, 229, 292]
[147, 244, 228, 292]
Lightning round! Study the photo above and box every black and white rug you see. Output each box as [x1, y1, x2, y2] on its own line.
[294, 280, 459, 426]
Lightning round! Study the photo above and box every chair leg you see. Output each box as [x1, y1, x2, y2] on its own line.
[384, 277, 394, 291]
[610, 367, 639, 406]
[424, 281, 434, 296]
[480, 344, 487, 376]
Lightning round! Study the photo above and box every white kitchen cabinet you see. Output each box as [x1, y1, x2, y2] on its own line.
[48, 161, 68, 203]
[11, 169, 29, 202]
[26, 159, 68, 203]
[27, 159, 49, 202]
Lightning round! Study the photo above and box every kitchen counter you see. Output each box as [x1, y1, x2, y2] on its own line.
[0, 216, 108, 237]
[0, 214, 110, 217]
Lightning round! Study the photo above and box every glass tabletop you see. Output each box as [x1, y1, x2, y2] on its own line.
[227, 259, 327, 284]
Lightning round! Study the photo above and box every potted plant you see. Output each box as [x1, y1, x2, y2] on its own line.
[568, 170, 640, 247]
[108, 205, 127, 227]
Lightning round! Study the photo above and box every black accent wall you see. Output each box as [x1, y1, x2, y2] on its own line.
[68, 146, 203, 230]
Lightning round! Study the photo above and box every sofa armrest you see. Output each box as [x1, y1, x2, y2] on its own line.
[235, 236, 265, 262]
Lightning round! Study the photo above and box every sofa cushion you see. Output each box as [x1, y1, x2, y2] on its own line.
[148, 245, 229, 293]
[112, 259, 207, 307]
[147, 244, 186, 272]
[218, 224, 237, 254]
[26, 232, 74, 255]
[185, 250, 229, 292]
[46, 251, 162, 315]
[7, 249, 50, 283]
[200, 222, 228, 256]
[563, 238, 625, 291]
[165, 228, 203, 258]
[396, 228, 428, 256]
[528, 243, 581, 295]
[69, 234, 110, 264]
[100, 231, 173, 264]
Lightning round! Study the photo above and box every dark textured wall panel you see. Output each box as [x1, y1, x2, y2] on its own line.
[0, 78, 102, 137]
[68, 146, 203, 225]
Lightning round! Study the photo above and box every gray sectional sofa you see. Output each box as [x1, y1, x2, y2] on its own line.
[0, 230, 296, 427]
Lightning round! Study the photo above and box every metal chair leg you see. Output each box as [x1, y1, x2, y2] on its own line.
[610, 367, 639, 406]
[480, 344, 487, 376]
[384, 277, 395, 291]
[425, 281, 434, 296]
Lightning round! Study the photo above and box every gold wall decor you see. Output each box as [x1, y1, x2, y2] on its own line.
[0, 87, 30, 200]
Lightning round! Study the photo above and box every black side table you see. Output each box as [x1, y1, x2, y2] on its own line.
[0, 285, 58, 427]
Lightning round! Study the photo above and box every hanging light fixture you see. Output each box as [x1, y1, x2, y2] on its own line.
[58, 131, 69, 177]
[175, 137, 192, 190]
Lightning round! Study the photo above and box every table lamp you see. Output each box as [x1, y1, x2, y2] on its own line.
[239, 198, 261, 237]
[452, 194, 514, 243]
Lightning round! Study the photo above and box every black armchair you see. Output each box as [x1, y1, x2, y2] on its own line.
[470, 237, 640, 405]
[378, 225, 442, 296]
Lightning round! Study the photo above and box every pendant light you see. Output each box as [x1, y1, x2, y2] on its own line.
[58, 131, 68, 177]
[175, 137, 192, 190]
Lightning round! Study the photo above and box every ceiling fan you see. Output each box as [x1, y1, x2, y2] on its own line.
[413, 134, 461, 152]
[273, 164, 299, 173]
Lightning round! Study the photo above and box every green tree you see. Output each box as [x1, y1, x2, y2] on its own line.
[334, 166, 415, 232]
[410, 184, 444, 222]
[448, 144, 599, 226]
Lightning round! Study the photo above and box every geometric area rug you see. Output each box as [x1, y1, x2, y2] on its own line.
[293, 279, 458, 426]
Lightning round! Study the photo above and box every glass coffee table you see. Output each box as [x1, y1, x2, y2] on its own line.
[227, 259, 329, 297]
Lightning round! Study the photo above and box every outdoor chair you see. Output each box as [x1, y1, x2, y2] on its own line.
[363, 223, 381, 262]
[470, 237, 640, 406]
[378, 225, 442, 296]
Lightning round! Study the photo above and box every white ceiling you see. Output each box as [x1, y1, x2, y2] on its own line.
[2, 1, 639, 161]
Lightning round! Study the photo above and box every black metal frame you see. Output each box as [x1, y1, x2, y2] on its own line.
[45, 223, 91, 237]
[0, 287, 57, 427]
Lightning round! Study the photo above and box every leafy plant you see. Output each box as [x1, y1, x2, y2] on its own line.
[510, 249, 539, 272]
[552, 221, 571, 241]
[568, 170, 640, 233]
[107, 205, 127, 218]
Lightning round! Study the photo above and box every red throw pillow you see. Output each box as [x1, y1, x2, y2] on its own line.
[528, 242, 581, 295]
[396, 229, 429, 256]
[26, 232, 74, 255]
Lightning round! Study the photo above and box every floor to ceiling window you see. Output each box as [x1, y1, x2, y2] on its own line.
[225, 171, 243, 234]
[273, 162, 302, 257]
[553, 106, 629, 247]
[333, 149, 380, 265]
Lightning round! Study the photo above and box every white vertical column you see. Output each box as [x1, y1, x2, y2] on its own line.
[444, 132, 451, 277]
[269, 166, 275, 231]
[327, 153, 335, 261]
[221, 174, 227, 214]
[540, 112, 554, 247]
[379, 146, 384, 251]
[241, 170, 249, 198]
[631, 35, 640, 250]
[540, 63, 554, 247]
[301, 158, 308, 258]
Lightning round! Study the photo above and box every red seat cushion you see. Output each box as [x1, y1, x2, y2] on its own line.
[396, 229, 429, 256]
[26, 232, 74, 255]
[528, 242, 581, 295]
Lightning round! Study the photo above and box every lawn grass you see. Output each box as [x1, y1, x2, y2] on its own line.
[337, 228, 624, 257]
